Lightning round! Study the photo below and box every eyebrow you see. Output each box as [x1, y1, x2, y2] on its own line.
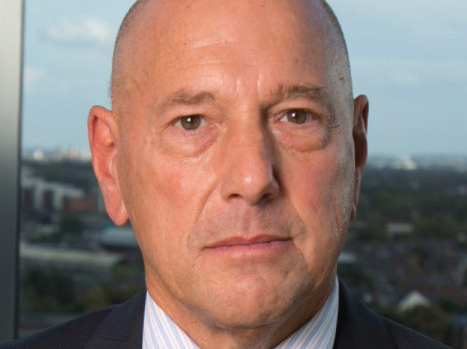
[157, 85, 336, 126]
[271, 84, 337, 127]
[270, 84, 325, 101]
[159, 90, 216, 112]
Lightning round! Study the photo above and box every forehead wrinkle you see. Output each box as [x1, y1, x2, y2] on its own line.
[159, 90, 217, 113]
[112, 0, 352, 121]
[190, 38, 238, 50]
[271, 84, 324, 100]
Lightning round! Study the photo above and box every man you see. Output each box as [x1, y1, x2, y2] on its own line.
[1, 0, 452, 348]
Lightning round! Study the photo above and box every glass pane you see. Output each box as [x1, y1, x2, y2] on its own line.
[19, 0, 141, 337]
[18, 0, 466, 347]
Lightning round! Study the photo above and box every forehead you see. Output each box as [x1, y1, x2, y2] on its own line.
[121, 0, 336, 106]
[149, 0, 326, 50]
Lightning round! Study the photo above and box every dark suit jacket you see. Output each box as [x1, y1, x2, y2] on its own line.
[0, 282, 452, 349]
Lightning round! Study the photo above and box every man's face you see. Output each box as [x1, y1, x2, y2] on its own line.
[111, 0, 361, 330]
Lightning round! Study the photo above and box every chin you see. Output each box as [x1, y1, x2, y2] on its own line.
[201, 275, 302, 329]
[210, 303, 286, 330]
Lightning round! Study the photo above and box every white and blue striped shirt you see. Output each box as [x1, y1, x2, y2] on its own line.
[143, 279, 339, 349]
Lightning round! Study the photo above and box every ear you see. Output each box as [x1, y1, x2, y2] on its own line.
[350, 95, 369, 220]
[88, 106, 128, 225]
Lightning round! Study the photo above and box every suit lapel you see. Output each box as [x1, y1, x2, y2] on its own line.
[85, 290, 146, 349]
[80, 282, 398, 349]
[333, 282, 396, 349]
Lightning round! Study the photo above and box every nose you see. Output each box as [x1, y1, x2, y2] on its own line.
[219, 125, 280, 205]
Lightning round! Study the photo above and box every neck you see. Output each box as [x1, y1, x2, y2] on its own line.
[146, 275, 336, 349]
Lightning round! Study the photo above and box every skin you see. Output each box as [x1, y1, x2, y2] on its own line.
[88, 0, 369, 348]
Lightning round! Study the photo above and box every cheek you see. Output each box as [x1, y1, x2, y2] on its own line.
[127, 150, 220, 299]
[120, 136, 217, 255]
[118, 152, 197, 292]
[282, 141, 354, 253]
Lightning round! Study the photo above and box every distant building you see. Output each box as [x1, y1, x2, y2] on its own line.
[349, 220, 368, 231]
[366, 155, 418, 170]
[21, 166, 103, 212]
[22, 148, 92, 162]
[63, 189, 103, 213]
[366, 154, 467, 171]
[386, 222, 414, 237]
[19, 242, 124, 277]
[22, 167, 84, 212]
[338, 251, 357, 265]
[391, 156, 418, 171]
[96, 227, 142, 263]
[445, 315, 467, 349]
[98, 227, 139, 250]
[397, 290, 431, 312]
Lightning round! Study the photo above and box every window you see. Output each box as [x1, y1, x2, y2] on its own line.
[18, 0, 140, 337]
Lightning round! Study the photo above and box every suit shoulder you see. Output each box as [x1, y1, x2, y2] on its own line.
[335, 280, 454, 349]
[0, 307, 114, 349]
[382, 317, 453, 349]
[0, 290, 146, 349]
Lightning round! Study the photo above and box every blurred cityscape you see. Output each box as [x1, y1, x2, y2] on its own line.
[19, 149, 467, 348]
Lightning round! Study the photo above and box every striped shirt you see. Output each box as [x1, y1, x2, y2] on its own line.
[143, 279, 339, 349]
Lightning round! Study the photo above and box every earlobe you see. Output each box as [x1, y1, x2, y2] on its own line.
[88, 105, 128, 225]
[351, 95, 369, 220]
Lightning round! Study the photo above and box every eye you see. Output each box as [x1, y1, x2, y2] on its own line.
[175, 115, 205, 131]
[282, 109, 316, 124]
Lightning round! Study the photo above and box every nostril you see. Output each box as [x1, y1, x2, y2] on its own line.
[261, 181, 280, 202]
[229, 193, 242, 200]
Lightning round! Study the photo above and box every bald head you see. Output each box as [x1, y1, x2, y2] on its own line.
[110, 0, 149, 110]
[90, 0, 369, 345]
[110, 0, 352, 111]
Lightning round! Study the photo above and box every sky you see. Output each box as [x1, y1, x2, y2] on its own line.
[22, 0, 467, 156]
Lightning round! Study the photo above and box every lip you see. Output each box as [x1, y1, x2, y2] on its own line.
[203, 235, 294, 259]
[206, 235, 292, 249]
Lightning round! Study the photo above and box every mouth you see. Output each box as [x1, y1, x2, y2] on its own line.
[207, 235, 291, 248]
[204, 235, 293, 258]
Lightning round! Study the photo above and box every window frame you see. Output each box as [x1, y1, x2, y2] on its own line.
[0, 0, 24, 342]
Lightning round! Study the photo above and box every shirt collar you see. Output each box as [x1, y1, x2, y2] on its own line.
[275, 278, 339, 349]
[143, 278, 339, 349]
